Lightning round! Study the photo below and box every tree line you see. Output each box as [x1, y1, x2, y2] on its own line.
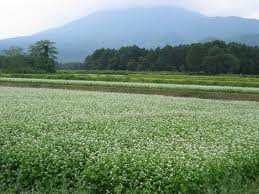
[0, 40, 58, 73]
[2, 40, 259, 75]
[85, 41, 259, 75]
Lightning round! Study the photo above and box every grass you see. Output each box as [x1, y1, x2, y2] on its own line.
[0, 87, 258, 193]
[1, 77, 259, 102]
[1, 71, 259, 87]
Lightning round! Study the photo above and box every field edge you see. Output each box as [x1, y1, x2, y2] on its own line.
[1, 82, 259, 102]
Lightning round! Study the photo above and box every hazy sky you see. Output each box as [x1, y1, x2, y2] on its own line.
[1, 0, 259, 40]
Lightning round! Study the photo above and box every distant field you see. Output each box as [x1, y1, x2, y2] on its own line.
[1, 71, 259, 87]
[1, 77, 259, 101]
[0, 87, 258, 193]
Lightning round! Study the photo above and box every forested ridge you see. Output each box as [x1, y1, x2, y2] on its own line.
[85, 41, 259, 75]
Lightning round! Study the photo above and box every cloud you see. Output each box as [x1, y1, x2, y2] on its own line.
[177, 0, 259, 18]
[0, 0, 259, 39]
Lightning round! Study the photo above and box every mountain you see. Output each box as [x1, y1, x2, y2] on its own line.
[238, 34, 259, 45]
[1, 6, 259, 62]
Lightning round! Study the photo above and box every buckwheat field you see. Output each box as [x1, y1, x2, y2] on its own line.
[0, 87, 258, 193]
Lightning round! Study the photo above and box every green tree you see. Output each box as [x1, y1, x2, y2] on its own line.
[186, 44, 206, 72]
[207, 46, 225, 56]
[2, 46, 25, 56]
[137, 56, 149, 71]
[0, 55, 4, 71]
[127, 59, 137, 71]
[1, 47, 33, 73]
[171, 45, 189, 71]
[29, 40, 58, 72]
[156, 45, 175, 71]
[83, 40, 259, 75]
[145, 49, 158, 71]
[202, 54, 240, 74]
[108, 55, 120, 70]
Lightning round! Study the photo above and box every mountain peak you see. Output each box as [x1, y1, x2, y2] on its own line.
[1, 6, 259, 62]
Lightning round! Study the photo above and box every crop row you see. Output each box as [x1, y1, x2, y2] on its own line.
[1, 72, 259, 88]
[1, 77, 259, 94]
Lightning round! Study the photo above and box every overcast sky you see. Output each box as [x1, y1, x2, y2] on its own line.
[1, 0, 259, 40]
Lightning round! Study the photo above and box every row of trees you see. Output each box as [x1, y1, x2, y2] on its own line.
[0, 40, 58, 73]
[2, 40, 259, 74]
[85, 41, 259, 74]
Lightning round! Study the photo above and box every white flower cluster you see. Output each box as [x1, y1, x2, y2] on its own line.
[0, 86, 258, 193]
[1, 77, 259, 94]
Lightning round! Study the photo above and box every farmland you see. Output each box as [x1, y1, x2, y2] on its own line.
[0, 87, 258, 193]
[1, 71, 259, 87]
[1, 77, 259, 102]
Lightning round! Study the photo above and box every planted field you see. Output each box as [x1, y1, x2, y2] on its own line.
[1, 71, 259, 87]
[1, 77, 259, 93]
[0, 87, 258, 193]
[1, 77, 259, 102]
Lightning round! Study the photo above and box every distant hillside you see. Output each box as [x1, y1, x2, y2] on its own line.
[238, 34, 259, 45]
[1, 6, 259, 62]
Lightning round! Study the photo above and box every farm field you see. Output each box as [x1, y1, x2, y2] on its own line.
[1, 71, 259, 87]
[0, 87, 258, 193]
[1, 77, 259, 102]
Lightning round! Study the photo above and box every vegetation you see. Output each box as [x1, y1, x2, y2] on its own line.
[0, 47, 33, 73]
[1, 78, 259, 102]
[85, 40, 259, 75]
[56, 62, 85, 70]
[0, 87, 258, 193]
[29, 40, 58, 73]
[1, 71, 259, 88]
[1, 77, 259, 94]
[0, 40, 58, 73]
[1, 39, 259, 193]
[2, 40, 259, 76]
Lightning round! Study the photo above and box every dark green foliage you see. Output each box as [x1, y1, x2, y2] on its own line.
[0, 56, 2, 70]
[1, 55, 33, 73]
[185, 44, 206, 72]
[0, 47, 33, 73]
[85, 41, 259, 75]
[202, 54, 240, 74]
[29, 40, 58, 73]
[56, 62, 85, 70]
[0, 40, 58, 73]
